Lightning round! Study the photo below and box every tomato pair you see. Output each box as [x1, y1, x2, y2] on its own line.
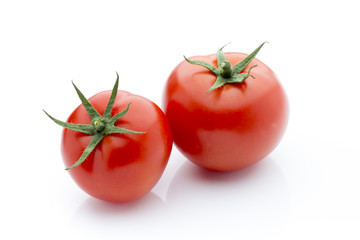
[45, 43, 288, 202]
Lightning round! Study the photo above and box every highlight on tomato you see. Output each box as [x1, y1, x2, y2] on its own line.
[44, 73, 173, 202]
[163, 42, 288, 171]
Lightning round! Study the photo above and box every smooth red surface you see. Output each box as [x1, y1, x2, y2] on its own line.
[163, 52, 288, 171]
[62, 90, 173, 202]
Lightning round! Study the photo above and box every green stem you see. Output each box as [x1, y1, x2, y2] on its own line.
[219, 61, 233, 78]
[92, 118, 105, 132]
[183, 42, 267, 91]
[44, 74, 146, 170]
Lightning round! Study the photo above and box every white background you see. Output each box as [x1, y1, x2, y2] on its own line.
[1, 0, 359, 239]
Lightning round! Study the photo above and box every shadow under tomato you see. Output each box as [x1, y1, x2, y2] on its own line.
[70, 192, 166, 232]
[165, 157, 290, 231]
[73, 191, 165, 217]
[70, 191, 168, 238]
[182, 159, 265, 183]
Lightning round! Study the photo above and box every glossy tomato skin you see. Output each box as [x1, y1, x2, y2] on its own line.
[62, 90, 173, 202]
[163, 52, 288, 171]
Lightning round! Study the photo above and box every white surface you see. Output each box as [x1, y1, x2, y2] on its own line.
[1, 0, 359, 239]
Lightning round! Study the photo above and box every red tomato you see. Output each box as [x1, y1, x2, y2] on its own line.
[163, 48, 288, 171]
[61, 90, 172, 202]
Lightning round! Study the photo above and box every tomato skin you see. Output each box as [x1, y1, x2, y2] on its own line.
[61, 90, 172, 202]
[163, 52, 288, 171]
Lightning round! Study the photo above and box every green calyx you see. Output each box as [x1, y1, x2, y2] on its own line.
[184, 42, 267, 92]
[44, 73, 145, 170]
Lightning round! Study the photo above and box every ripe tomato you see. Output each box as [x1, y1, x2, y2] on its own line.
[46, 77, 173, 202]
[163, 44, 288, 171]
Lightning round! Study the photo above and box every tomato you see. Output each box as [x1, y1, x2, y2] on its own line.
[45, 76, 173, 202]
[163, 43, 288, 171]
